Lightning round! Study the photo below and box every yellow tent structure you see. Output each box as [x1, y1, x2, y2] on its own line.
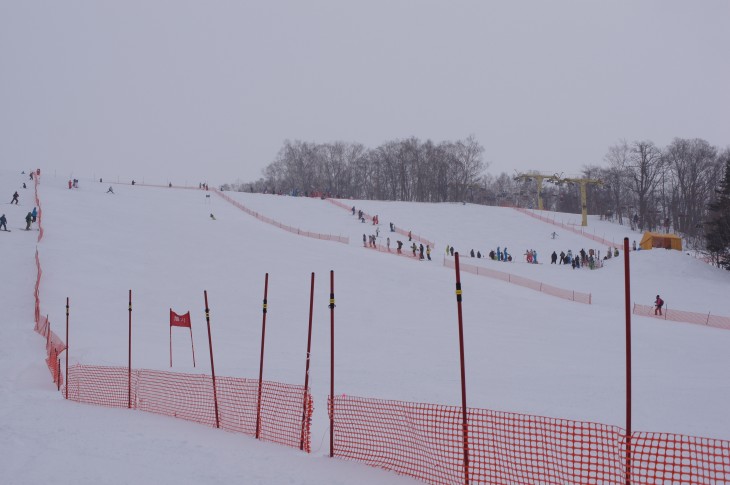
[639, 232, 682, 251]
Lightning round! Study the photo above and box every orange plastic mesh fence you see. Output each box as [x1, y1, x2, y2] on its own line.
[514, 207, 616, 248]
[629, 432, 730, 484]
[633, 303, 730, 331]
[63, 364, 313, 451]
[326, 198, 435, 248]
[218, 377, 314, 451]
[330, 395, 730, 485]
[66, 364, 135, 408]
[444, 257, 591, 304]
[214, 189, 349, 244]
[34, 249, 66, 387]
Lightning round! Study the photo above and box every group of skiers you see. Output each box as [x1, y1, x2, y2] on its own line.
[446, 245, 512, 262]
[1, 205, 37, 232]
[550, 248, 601, 269]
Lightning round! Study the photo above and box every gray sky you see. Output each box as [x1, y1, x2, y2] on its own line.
[2, 1, 728, 185]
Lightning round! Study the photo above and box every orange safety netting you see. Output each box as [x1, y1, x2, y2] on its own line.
[330, 395, 730, 485]
[34, 247, 66, 387]
[215, 190, 349, 244]
[64, 364, 313, 451]
[444, 257, 592, 304]
[326, 198, 435, 248]
[514, 208, 617, 248]
[633, 303, 730, 330]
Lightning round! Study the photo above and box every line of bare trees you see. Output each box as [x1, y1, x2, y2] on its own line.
[225, 136, 487, 203]
[225, 136, 729, 252]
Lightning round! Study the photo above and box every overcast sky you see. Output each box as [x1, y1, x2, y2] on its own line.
[1, 1, 728, 186]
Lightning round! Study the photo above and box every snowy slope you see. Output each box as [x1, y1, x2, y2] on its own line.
[2, 170, 730, 485]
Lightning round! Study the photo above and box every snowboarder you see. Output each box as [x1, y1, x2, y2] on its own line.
[655, 295, 664, 316]
[0, 214, 7, 231]
[25, 212, 32, 230]
[31, 207, 37, 222]
[11, 191, 19, 204]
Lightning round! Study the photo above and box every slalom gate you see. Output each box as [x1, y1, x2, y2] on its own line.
[215, 189, 349, 244]
[329, 395, 730, 485]
[633, 303, 730, 330]
[31, 174, 730, 483]
[443, 257, 592, 304]
[514, 207, 617, 248]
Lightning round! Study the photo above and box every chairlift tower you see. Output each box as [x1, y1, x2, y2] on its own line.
[559, 176, 603, 227]
[513, 171, 562, 211]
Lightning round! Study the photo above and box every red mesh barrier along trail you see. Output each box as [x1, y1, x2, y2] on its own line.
[630, 432, 730, 484]
[218, 379, 315, 451]
[443, 257, 591, 304]
[514, 207, 616, 248]
[326, 198, 435, 248]
[214, 190, 349, 244]
[633, 303, 730, 331]
[66, 364, 135, 408]
[62, 365, 313, 451]
[136, 369, 218, 427]
[330, 395, 730, 485]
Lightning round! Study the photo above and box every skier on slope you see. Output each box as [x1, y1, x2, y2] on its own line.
[0, 214, 7, 231]
[31, 207, 38, 222]
[25, 212, 32, 230]
[654, 295, 664, 316]
[11, 191, 19, 205]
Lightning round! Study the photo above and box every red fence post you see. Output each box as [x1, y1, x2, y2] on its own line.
[128, 290, 132, 409]
[623, 238, 632, 485]
[301, 272, 315, 451]
[256, 273, 269, 440]
[329, 270, 335, 458]
[454, 253, 470, 485]
[204, 290, 220, 428]
[65, 297, 69, 400]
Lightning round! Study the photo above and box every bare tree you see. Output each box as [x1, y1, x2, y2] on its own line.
[626, 140, 664, 231]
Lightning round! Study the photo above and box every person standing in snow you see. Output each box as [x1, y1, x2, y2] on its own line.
[31, 207, 37, 222]
[386, 237, 391, 251]
[0, 214, 7, 231]
[551, 251, 558, 264]
[25, 212, 32, 230]
[427, 245, 431, 260]
[363, 234, 367, 247]
[419, 243, 424, 260]
[397, 240, 403, 254]
[654, 295, 664, 316]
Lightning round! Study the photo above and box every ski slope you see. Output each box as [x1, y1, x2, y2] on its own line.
[2, 169, 730, 485]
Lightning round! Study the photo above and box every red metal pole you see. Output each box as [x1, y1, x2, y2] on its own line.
[128, 290, 132, 409]
[454, 253, 470, 485]
[623, 237, 632, 485]
[256, 273, 269, 440]
[65, 297, 69, 400]
[189, 326, 196, 367]
[301, 272, 315, 451]
[329, 270, 335, 458]
[204, 290, 220, 428]
[170, 308, 173, 367]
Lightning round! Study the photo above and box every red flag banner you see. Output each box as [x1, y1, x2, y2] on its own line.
[170, 310, 192, 328]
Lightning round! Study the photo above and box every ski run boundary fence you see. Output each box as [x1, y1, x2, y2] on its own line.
[443, 257, 592, 304]
[330, 395, 730, 485]
[30, 174, 730, 484]
[326, 197, 435, 248]
[633, 303, 730, 331]
[514, 207, 617, 248]
[215, 189, 349, 244]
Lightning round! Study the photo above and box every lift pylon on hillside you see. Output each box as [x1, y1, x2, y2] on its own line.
[513, 171, 562, 211]
[559, 176, 603, 227]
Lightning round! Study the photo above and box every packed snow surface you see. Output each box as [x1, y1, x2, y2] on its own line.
[2, 170, 729, 485]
